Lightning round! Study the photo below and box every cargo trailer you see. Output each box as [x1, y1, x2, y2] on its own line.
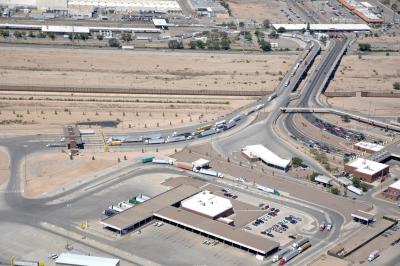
[224, 121, 236, 130]
[272, 248, 292, 262]
[142, 156, 155, 163]
[166, 136, 186, 143]
[196, 168, 224, 178]
[215, 120, 226, 128]
[152, 158, 173, 165]
[144, 138, 165, 144]
[292, 237, 309, 248]
[230, 114, 241, 122]
[176, 162, 194, 171]
[199, 128, 217, 137]
[279, 249, 299, 265]
[297, 242, 312, 252]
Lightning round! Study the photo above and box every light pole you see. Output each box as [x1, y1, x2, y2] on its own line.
[23, 144, 28, 185]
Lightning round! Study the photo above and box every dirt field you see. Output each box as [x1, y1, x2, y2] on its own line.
[0, 91, 255, 133]
[327, 97, 400, 117]
[224, 0, 293, 23]
[0, 46, 292, 92]
[0, 146, 10, 186]
[329, 55, 400, 93]
[356, 35, 400, 51]
[22, 149, 175, 198]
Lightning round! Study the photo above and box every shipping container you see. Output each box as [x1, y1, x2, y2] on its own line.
[142, 156, 155, 163]
[297, 242, 312, 252]
[279, 249, 299, 265]
[176, 162, 193, 171]
[152, 158, 173, 165]
[272, 248, 292, 262]
[224, 121, 236, 130]
[199, 128, 217, 137]
[144, 138, 165, 144]
[166, 136, 186, 143]
[196, 168, 223, 178]
[292, 237, 309, 248]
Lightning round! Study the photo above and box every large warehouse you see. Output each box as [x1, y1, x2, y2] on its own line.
[101, 185, 279, 256]
[344, 157, 389, 183]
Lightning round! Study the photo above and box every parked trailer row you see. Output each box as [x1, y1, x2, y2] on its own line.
[292, 237, 309, 248]
[272, 248, 292, 262]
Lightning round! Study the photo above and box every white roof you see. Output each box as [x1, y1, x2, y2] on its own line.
[361, 2, 374, 8]
[181, 191, 232, 218]
[338, 176, 353, 186]
[41, 25, 90, 33]
[153, 18, 168, 26]
[272, 23, 371, 31]
[346, 157, 388, 175]
[242, 144, 291, 169]
[55, 253, 119, 266]
[192, 158, 210, 168]
[389, 180, 400, 191]
[354, 141, 384, 152]
[315, 175, 332, 184]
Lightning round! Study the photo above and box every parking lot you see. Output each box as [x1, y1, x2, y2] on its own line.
[345, 223, 400, 264]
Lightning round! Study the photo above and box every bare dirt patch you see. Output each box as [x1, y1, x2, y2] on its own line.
[0, 146, 10, 186]
[228, 0, 291, 23]
[23, 149, 174, 198]
[329, 55, 400, 93]
[0, 46, 292, 93]
[327, 97, 400, 117]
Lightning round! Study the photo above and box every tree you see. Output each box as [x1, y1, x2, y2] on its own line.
[28, 31, 35, 38]
[189, 40, 197, 49]
[259, 40, 272, 51]
[121, 32, 132, 42]
[277, 27, 286, 33]
[263, 19, 271, 29]
[196, 40, 205, 49]
[79, 33, 89, 40]
[320, 36, 328, 46]
[97, 34, 104, 41]
[330, 187, 340, 195]
[168, 39, 184, 49]
[393, 82, 400, 90]
[239, 21, 245, 28]
[0, 30, 10, 37]
[220, 37, 231, 50]
[342, 114, 351, 123]
[47, 32, 56, 40]
[244, 31, 252, 41]
[108, 38, 121, 47]
[292, 157, 303, 168]
[352, 176, 361, 188]
[309, 172, 319, 182]
[14, 31, 23, 38]
[360, 183, 368, 192]
[343, 157, 350, 164]
[358, 43, 371, 51]
[269, 30, 279, 39]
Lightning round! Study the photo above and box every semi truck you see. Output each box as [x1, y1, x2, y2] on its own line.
[199, 128, 217, 137]
[230, 114, 241, 122]
[142, 156, 155, 163]
[224, 121, 236, 130]
[279, 249, 299, 265]
[255, 103, 265, 111]
[122, 137, 142, 143]
[297, 242, 312, 252]
[292, 237, 309, 248]
[152, 158, 174, 165]
[176, 162, 194, 171]
[195, 168, 224, 178]
[272, 248, 292, 263]
[166, 136, 186, 143]
[109, 140, 122, 146]
[215, 120, 226, 128]
[144, 138, 165, 144]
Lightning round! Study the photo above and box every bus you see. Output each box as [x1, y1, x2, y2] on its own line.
[196, 124, 213, 133]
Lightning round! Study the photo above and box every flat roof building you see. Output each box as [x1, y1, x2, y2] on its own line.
[272, 23, 371, 32]
[344, 157, 389, 183]
[55, 253, 120, 266]
[315, 175, 332, 187]
[354, 141, 384, 154]
[382, 179, 400, 201]
[181, 191, 233, 219]
[242, 144, 291, 171]
[155, 206, 279, 256]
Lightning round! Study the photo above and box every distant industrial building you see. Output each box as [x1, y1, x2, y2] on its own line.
[242, 144, 291, 171]
[0, 0, 182, 15]
[272, 23, 371, 32]
[188, 0, 228, 18]
[101, 185, 279, 256]
[55, 253, 120, 266]
[337, 0, 384, 23]
[382, 179, 400, 201]
[344, 157, 389, 183]
[353, 141, 384, 154]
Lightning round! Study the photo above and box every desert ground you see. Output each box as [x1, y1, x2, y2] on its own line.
[0, 46, 292, 92]
[22, 149, 175, 198]
[0, 91, 256, 133]
[327, 97, 400, 117]
[0, 47, 295, 133]
[226, 0, 295, 23]
[356, 35, 400, 51]
[0, 146, 10, 186]
[329, 55, 400, 93]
